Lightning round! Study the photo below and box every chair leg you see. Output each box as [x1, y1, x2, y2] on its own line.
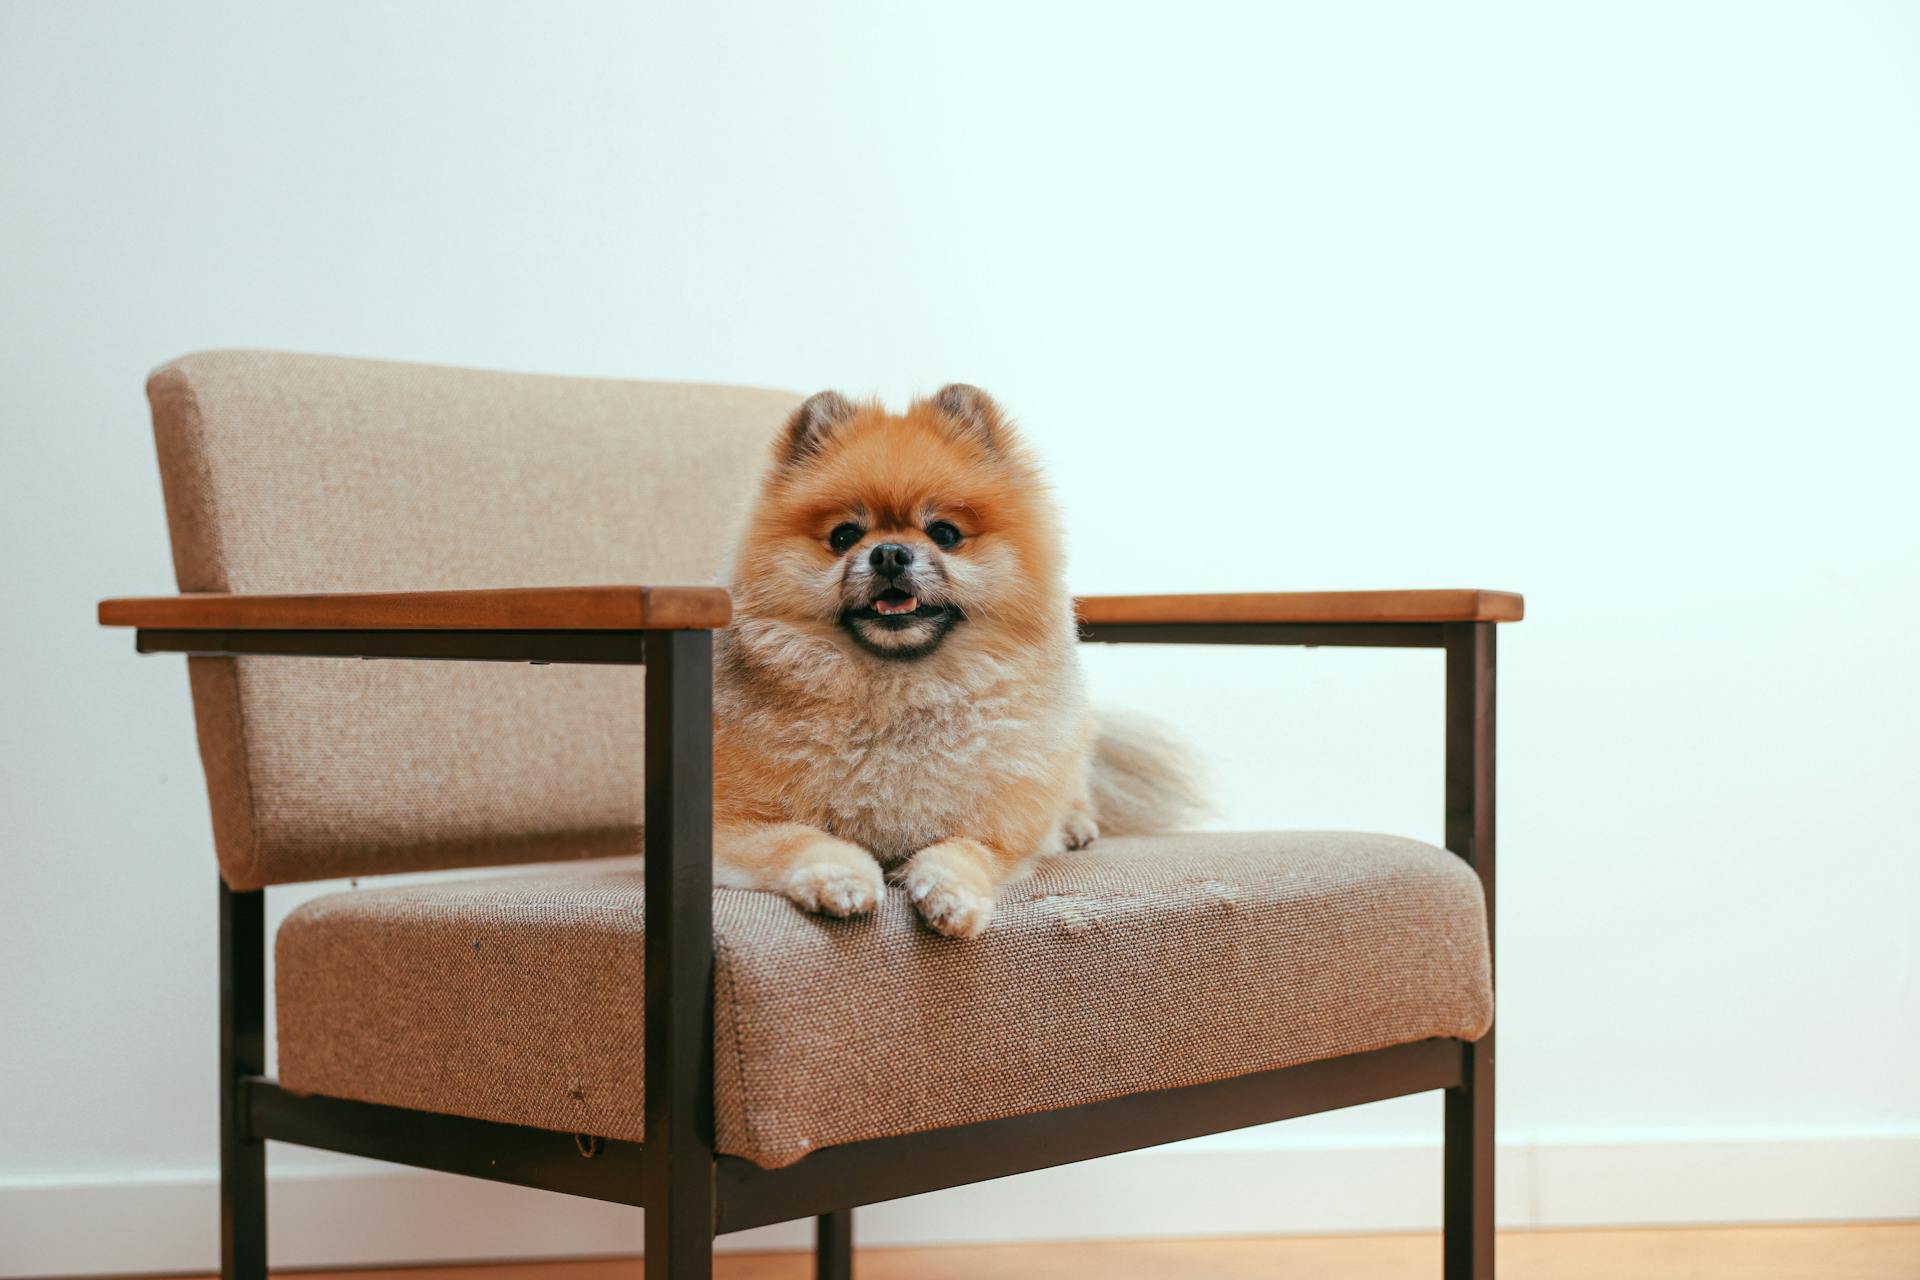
[1443, 621, 1496, 1277]
[220, 881, 267, 1280]
[816, 1208, 853, 1280]
[221, 1135, 266, 1280]
[643, 1190, 713, 1280]
[1443, 1033, 1494, 1279]
[643, 631, 717, 1280]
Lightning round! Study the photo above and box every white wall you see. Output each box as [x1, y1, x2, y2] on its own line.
[3, 1, 1918, 1270]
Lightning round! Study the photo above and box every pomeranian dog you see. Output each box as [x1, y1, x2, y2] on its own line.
[711, 384, 1200, 937]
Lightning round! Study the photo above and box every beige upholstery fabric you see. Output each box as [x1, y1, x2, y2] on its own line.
[147, 350, 799, 889]
[276, 831, 1493, 1169]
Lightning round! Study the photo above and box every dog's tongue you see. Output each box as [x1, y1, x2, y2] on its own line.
[873, 594, 920, 616]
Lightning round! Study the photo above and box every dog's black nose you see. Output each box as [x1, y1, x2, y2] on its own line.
[869, 543, 914, 577]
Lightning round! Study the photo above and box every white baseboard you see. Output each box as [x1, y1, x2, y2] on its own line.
[3, 1131, 1915, 1277]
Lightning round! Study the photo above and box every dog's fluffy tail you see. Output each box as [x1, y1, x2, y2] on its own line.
[1088, 709, 1208, 837]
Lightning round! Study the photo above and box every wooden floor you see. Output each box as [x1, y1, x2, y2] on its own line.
[175, 1224, 1919, 1280]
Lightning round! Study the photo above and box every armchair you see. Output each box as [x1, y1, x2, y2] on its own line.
[102, 350, 1518, 1279]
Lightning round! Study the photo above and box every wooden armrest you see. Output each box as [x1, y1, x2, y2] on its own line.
[1074, 589, 1524, 626]
[98, 585, 733, 632]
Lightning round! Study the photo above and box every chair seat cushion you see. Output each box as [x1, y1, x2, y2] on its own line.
[276, 831, 1491, 1169]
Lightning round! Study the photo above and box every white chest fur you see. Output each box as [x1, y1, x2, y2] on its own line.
[717, 627, 1088, 862]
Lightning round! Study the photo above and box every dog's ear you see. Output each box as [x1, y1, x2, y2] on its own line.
[930, 383, 1006, 454]
[777, 391, 858, 467]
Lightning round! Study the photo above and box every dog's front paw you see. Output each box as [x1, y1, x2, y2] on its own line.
[783, 843, 883, 919]
[1060, 807, 1099, 851]
[907, 873, 995, 938]
[898, 841, 998, 938]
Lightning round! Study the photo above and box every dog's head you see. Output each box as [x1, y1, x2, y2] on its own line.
[730, 384, 1066, 662]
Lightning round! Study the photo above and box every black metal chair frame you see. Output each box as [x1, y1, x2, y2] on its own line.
[131, 617, 1496, 1279]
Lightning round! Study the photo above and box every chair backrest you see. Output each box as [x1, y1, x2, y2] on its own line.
[147, 350, 798, 889]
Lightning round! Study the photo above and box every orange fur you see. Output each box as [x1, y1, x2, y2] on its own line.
[710, 385, 1177, 937]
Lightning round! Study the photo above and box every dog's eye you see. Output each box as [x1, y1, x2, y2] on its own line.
[926, 520, 963, 550]
[828, 523, 864, 553]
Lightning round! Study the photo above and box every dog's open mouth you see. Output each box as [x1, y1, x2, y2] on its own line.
[845, 587, 955, 626]
[841, 587, 964, 657]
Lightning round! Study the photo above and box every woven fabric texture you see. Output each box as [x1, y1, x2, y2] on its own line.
[146, 350, 798, 888]
[275, 830, 1493, 1169]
